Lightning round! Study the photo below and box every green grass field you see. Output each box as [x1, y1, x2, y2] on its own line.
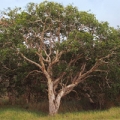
[0, 106, 120, 120]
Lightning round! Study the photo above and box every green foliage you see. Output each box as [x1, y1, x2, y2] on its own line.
[79, 11, 98, 26]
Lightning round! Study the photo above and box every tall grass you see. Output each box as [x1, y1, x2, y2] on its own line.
[0, 106, 45, 120]
[0, 106, 120, 120]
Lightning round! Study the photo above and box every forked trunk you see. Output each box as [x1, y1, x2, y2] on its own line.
[48, 80, 63, 116]
[49, 97, 59, 115]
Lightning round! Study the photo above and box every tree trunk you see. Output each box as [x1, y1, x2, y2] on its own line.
[49, 97, 59, 116]
[48, 80, 63, 116]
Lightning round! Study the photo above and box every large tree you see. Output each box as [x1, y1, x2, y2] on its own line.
[0, 1, 118, 115]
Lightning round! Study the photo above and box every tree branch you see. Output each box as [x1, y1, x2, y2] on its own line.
[19, 52, 42, 69]
[23, 70, 42, 80]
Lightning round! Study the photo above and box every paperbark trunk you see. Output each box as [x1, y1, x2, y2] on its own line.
[48, 80, 63, 116]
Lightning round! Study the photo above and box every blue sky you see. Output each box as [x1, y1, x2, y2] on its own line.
[0, 0, 120, 28]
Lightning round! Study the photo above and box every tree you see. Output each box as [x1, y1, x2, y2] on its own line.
[0, 1, 118, 115]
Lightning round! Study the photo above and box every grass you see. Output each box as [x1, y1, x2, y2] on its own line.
[0, 106, 120, 120]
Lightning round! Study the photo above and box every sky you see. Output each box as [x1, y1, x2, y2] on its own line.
[0, 0, 120, 28]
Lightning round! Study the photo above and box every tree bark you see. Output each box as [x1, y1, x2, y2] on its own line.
[48, 80, 63, 116]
